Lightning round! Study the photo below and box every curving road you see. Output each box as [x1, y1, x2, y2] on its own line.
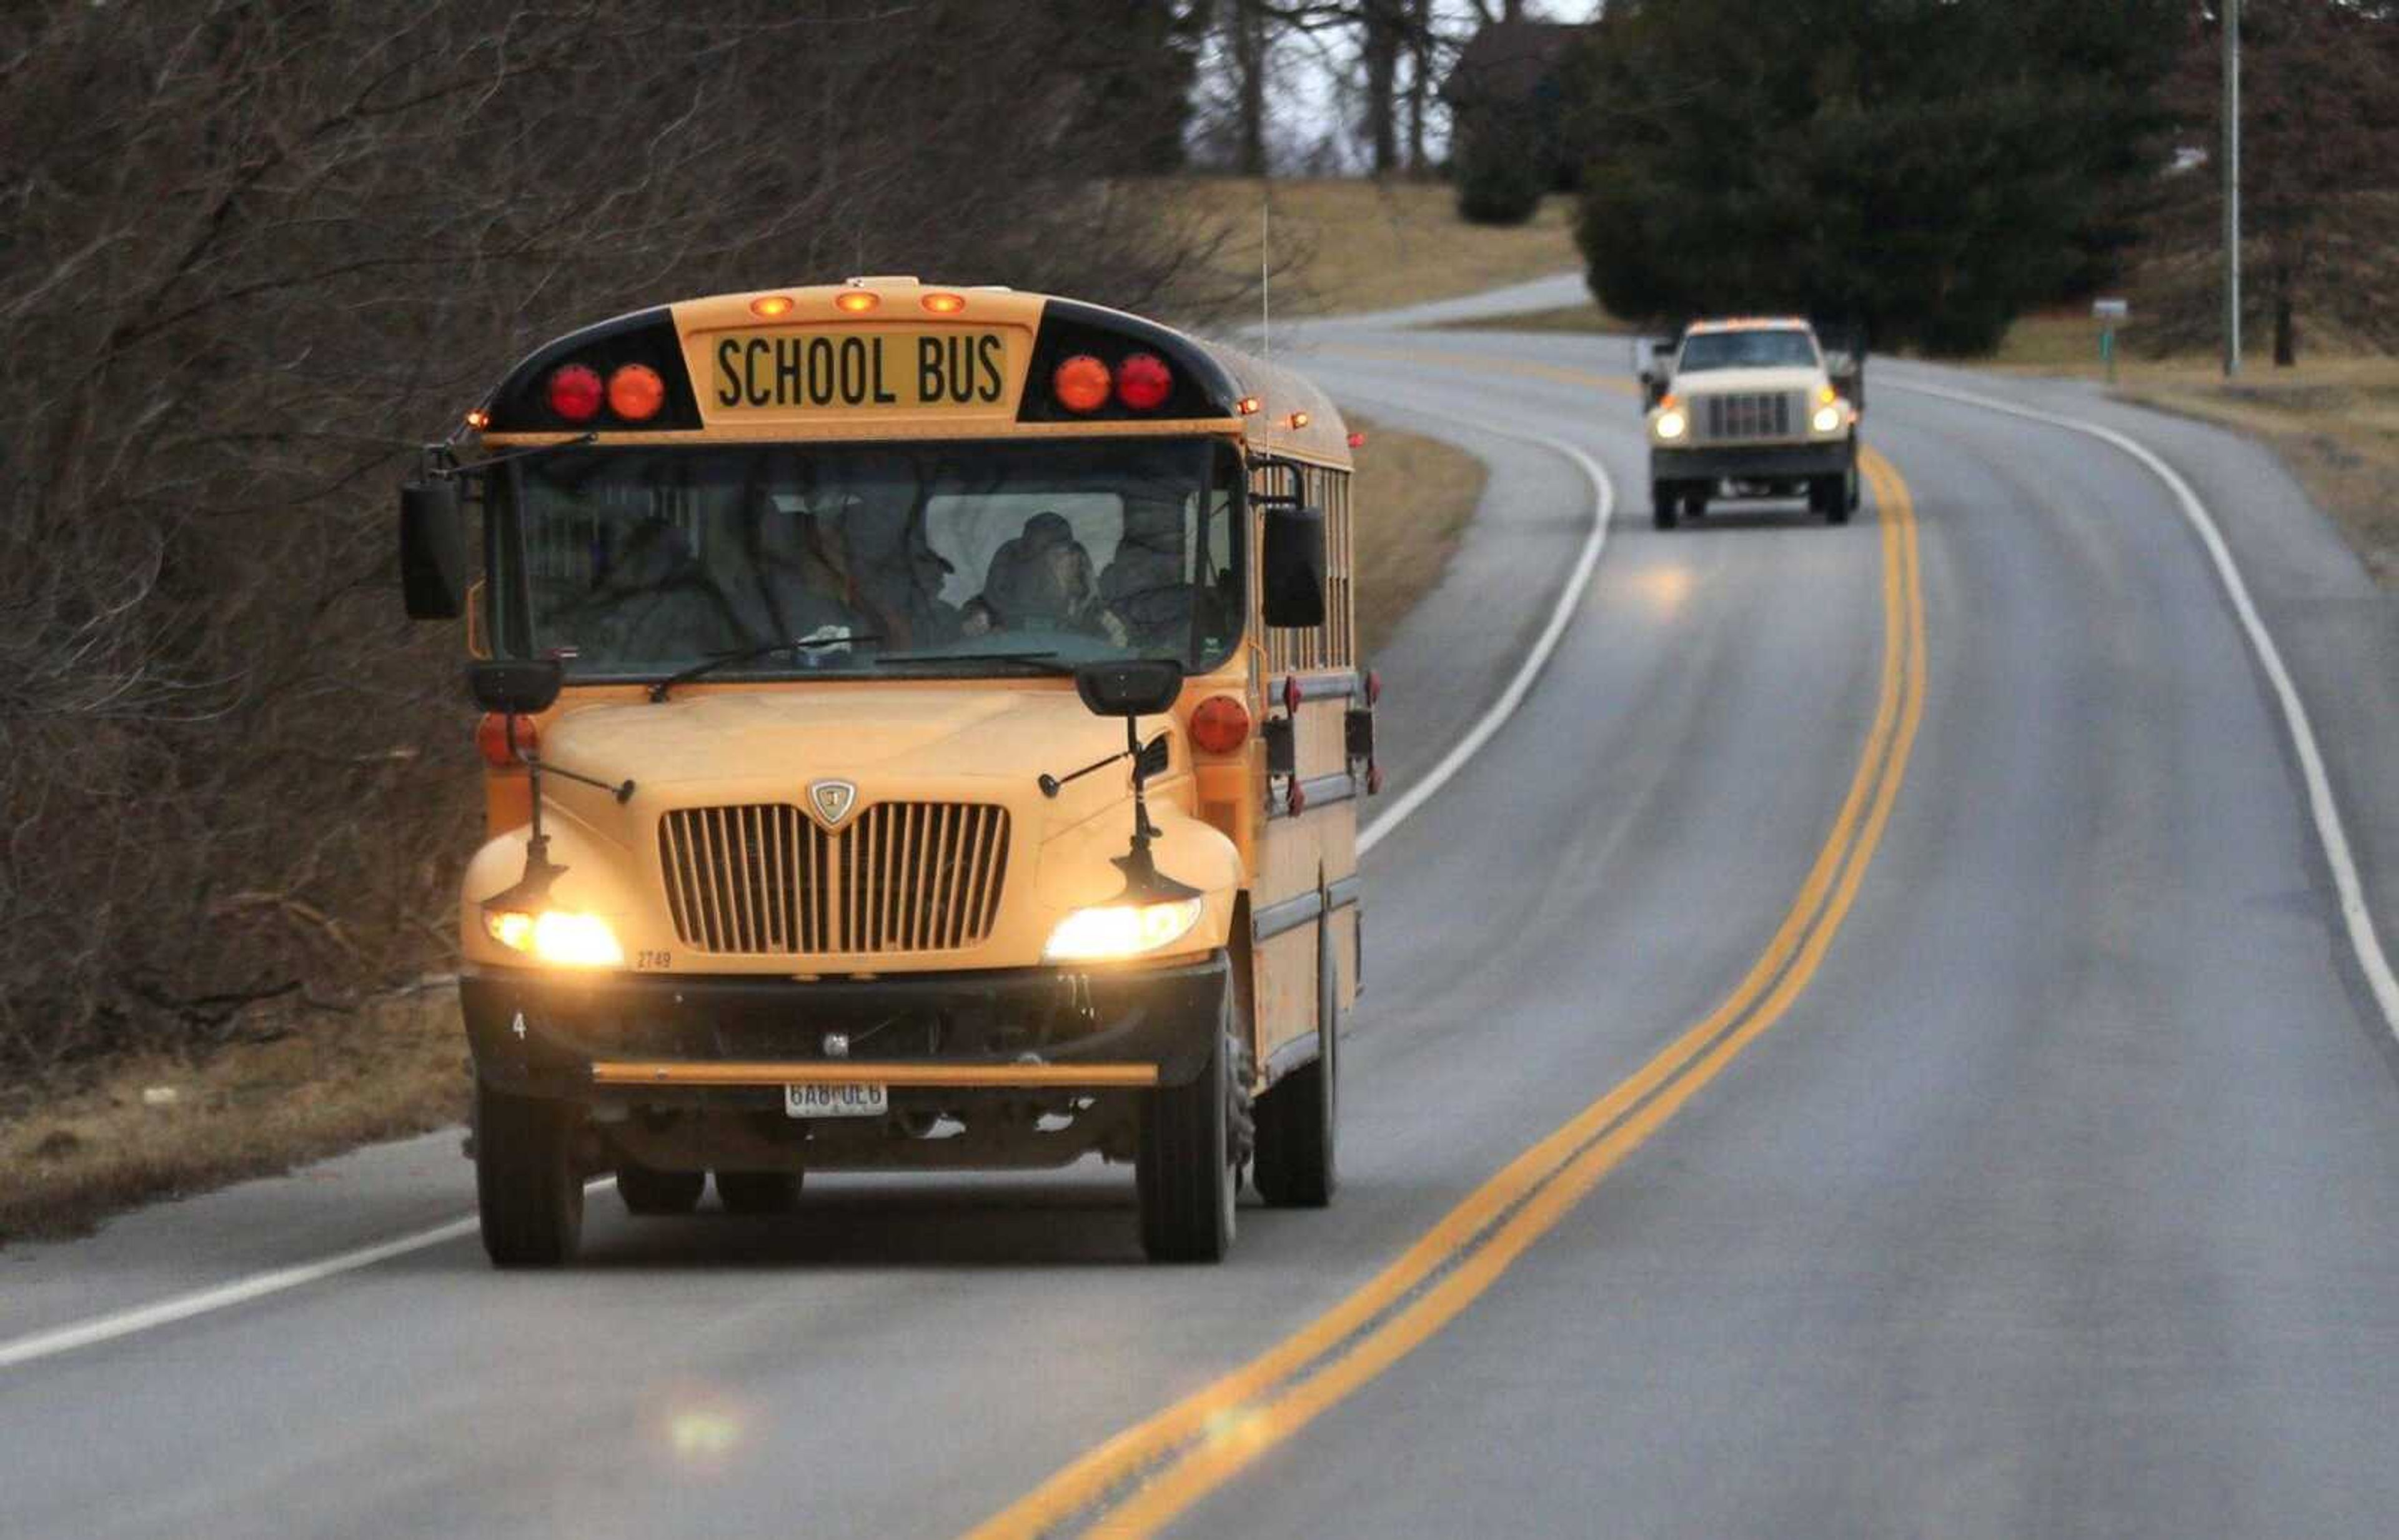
[4, 284, 2397, 1540]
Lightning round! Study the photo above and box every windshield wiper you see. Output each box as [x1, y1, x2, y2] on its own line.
[649, 633, 882, 701]
[869, 649, 1074, 675]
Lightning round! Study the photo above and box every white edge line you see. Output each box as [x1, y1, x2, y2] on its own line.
[1359, 421, 1616, 853]
[1887, 376, 2399, 1035]
[1, 410, 1617, 1374]
[0, 1178, 615, 1373]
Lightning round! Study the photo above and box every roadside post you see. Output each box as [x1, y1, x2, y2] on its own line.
[2093, 298, 2129, 385]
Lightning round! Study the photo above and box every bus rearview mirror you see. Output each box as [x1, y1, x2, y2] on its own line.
[400, 479, 468, 620]
[1262, 504, 1326, 628]
[467, 658, 564, 717]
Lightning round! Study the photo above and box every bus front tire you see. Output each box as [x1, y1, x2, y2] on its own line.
[1138, 994, 1250, 1263]
[475, 1083, 584, 1269]
[1652, 482, 1679, 531]
[617, 1163, 705, 1216]
[715, 1170, 803, 1215]
[1254, 926, 1339, 1209]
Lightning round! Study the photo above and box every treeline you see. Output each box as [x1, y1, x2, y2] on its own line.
[1559, 0, 2399, 358]
[0, 0, 1224, 1075]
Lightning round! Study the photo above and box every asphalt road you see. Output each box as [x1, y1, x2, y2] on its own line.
[5, 286, 2397, 1540]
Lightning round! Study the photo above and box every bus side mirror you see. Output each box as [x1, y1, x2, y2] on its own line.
[467, 658, 563, 717]
[1075, 658, 1185, 718]
[400, 479, 468, 620]
[1262, 503, 1326, 628]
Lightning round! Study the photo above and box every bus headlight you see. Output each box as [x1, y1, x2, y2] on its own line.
[1811, 402, 1846, 434]
[1043, 898, 1204, 962]
[1653, 407, 1689, 442]
[486, 908, 625, 968]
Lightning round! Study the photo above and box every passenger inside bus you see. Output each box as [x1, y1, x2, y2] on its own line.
[1099, 494, 1196, 648]
[961, 511, 1128, 645]
[552, 515, 737, 662]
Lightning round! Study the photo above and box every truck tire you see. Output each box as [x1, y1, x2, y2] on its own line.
[1652, 482, 1679, 531]
[1825, 468, 1854, 525]
[1138, 989, 1249, 1262]
[474, 1082, 584, 1268]
[617, 1163, 704, 1216]
[715, 1170, 802, 1215]
[1682, 490, 1709, 520]
[1253, 918, 1339, 1208]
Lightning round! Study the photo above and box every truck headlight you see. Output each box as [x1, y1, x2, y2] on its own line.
[1653, 407, 1689, 442]
[486, 909, 625, 968]
[1043, 898, 1204, 962]
[1811, 402, 1845, 434]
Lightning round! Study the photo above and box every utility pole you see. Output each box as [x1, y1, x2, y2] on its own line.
[2223, 0, 2242, 377]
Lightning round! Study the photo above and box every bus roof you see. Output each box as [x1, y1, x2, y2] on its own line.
[468, 277, 1351, 469]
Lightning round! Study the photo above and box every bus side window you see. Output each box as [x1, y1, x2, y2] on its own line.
[1259, 463, 1354, 673]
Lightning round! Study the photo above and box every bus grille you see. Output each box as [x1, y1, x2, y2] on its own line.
[1698, 392, 1800, 441]
[657, 803, 1010, 955]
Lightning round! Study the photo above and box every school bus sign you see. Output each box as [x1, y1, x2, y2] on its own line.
[693, 326, 1021, 417]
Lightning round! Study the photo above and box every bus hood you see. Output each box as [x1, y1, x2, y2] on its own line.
[540, 685, 1140, 797]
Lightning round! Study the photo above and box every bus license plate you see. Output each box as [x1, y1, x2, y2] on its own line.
[784, 1083, 888, 1120]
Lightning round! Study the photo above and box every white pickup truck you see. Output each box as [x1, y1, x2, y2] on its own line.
[1636, 318, 1864, 530]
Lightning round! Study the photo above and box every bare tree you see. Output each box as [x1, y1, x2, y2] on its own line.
[2143, 0, 2399, 365]
[0, 0, 1231, 1075]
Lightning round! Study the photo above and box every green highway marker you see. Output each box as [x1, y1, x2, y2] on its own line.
[2094, 297, 2129, 385]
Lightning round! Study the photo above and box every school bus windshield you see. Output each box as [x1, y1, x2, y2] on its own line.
[489, 438, 1240, 681]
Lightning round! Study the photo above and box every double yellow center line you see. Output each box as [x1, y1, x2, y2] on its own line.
[967, 425, 1925, 1539]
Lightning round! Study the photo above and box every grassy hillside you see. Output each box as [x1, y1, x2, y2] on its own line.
[1167, 177, 1581, 318]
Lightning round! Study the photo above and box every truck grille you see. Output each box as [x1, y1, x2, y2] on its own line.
[658, 802, 1010, 956]
[1697, 392, 1802, 442]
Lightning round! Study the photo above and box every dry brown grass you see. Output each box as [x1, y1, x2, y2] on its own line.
[1962, 311, 2399, 586]
[1347, 413, 1489, 658]
[0, 991, 469, 1243]
[1426, 302, 1622, 334]
[1167, 177, 1582, 317]
[2115, 368, 2399, 585]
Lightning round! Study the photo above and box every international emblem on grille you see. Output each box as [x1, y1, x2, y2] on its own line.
[807, 778, 858, 829]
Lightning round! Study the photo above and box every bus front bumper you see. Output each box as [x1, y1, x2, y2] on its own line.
[459, 955, 1228, 1105]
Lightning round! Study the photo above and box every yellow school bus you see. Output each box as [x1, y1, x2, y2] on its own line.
[398, 277, 1375, 1266]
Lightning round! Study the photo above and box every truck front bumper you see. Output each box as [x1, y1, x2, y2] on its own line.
[1651, 440, 1854, 482]
[460, 955, 1228, 1105]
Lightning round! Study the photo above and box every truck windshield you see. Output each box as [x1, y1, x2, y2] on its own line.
[1677, 330, 1817, 372]
[487, 439, 1239, 682]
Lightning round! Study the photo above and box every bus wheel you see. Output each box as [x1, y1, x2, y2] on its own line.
[1652, 482, 1679, 531]
[1138, 990, 1249, 1262]
[616, 1163, 704, 1216]
[715, 1169, 803, 1215]
[474, 1083, 584, 1268]
[1254, 923, 1339, 1208]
